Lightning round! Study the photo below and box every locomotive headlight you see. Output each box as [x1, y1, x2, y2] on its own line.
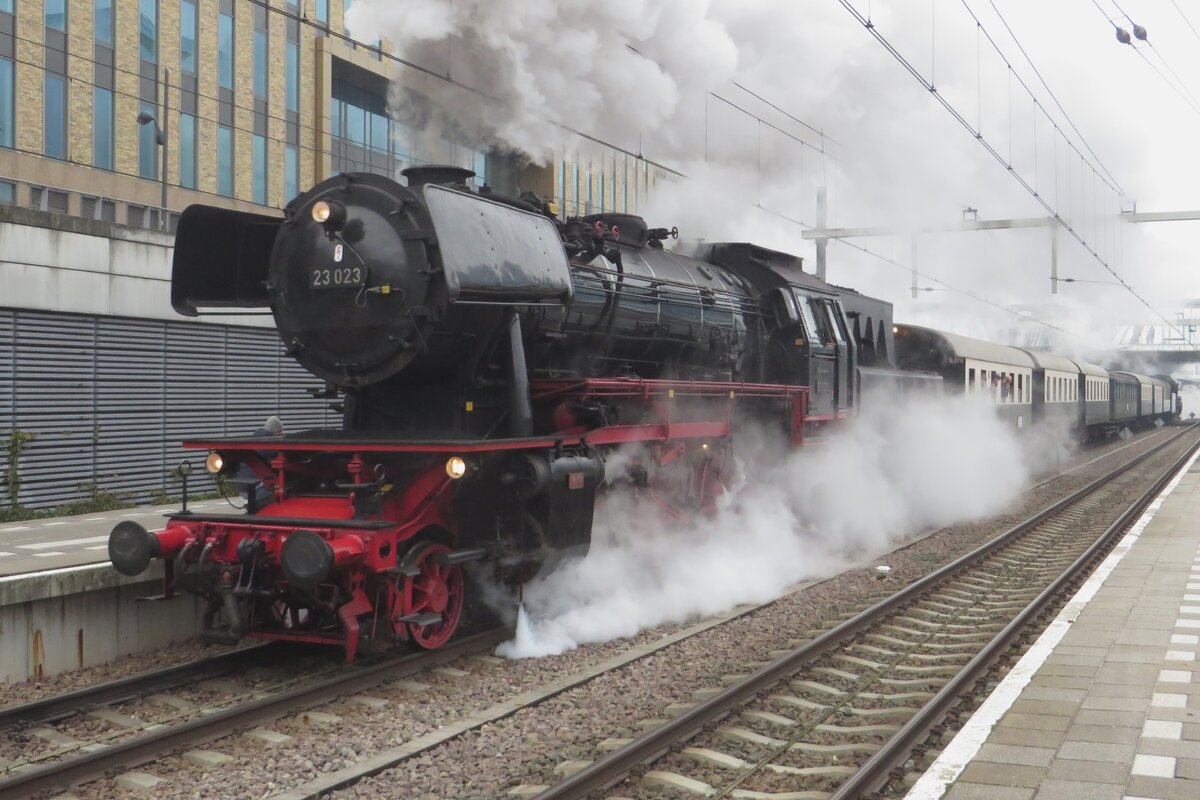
[445, 456, 468, 480]
[311, 199, 347, 234]
[205, 452, 225, 474]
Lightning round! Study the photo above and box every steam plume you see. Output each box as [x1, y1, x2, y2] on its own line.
[498, 392, 1028, 658]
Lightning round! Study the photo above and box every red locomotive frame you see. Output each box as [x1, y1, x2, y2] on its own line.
[134, 378, 820, 661]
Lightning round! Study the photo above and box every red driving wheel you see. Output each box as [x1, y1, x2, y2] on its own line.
[404, 541, 465, 649]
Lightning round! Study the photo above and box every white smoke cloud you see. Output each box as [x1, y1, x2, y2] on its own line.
[346, 0, 1198, 335]
[345, 0, 738, 163]
[497, 391, 1028, 658]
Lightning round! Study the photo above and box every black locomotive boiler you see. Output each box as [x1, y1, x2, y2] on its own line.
[109, 166, 887, 659]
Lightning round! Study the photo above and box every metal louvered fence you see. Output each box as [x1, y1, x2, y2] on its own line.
[0, 308, 335, 509]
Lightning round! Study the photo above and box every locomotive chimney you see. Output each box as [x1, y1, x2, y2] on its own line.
[402, 165, 476, 189]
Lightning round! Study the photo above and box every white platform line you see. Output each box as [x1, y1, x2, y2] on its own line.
[33, 552, 67, 558]
[904, 449, 1200, 800]
[40, 521, 67, 527]
[18, 535, 111, 550]
[0, 526, 31, 532]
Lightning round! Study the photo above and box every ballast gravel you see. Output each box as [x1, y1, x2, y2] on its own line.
[10, 426, 1186, 800]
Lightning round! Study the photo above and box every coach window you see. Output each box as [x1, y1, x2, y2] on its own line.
[968, 368, 976, 392]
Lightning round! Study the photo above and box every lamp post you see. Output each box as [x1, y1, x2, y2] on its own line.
[136, 67, 169, 231]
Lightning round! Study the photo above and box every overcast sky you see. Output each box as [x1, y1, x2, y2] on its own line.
[349, 0, 1200, 351]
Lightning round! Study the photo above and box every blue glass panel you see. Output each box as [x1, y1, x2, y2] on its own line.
[139, 0, 157, 62]
[45, 0, 66, 32]
[253, 30, 267, 98]
[558, 161, 565, 211]
[0, 0, 12, 13]
[44, 75, 66, 159]
[285, 146, 298, 200]
[286, 41, 299, 111]
[345, 94, 365, 145]
[138, 101, 156, 177]
[473, 152, 486, 186]
[370, 111, 388, 153]
[252, 135, 266, 204]
[94, 0, 113, 45]
[92, 87, 113, 169]
[180, 1, 196, 73]
[331, 97, 342, 137]
[218, 13, 233, 90]
[217, 126, 233, 196]
[316, 0, 328, 23]
[180, 113, 196, 189]
[0, 58, 11, 149]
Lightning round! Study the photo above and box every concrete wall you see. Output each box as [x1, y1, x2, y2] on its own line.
[0, 562, 203, 682]
[0, 205, 269, 327]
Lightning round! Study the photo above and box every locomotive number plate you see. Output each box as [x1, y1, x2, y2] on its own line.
[310, 266, 365, 290]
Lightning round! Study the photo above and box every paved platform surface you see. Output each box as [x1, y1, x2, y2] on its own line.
[907, 448, 1200, 800]
[0, 499, 234, 577]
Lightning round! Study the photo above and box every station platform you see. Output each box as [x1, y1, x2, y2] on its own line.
[907, 448, 1200, 800]
[0, 499, 232, 578]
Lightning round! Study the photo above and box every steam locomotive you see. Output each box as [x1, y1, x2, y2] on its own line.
[108, 166, 881, 660]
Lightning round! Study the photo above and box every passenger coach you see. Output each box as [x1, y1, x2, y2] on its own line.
[895, 325, 1178, 439]
[893, 325, 1033, 430]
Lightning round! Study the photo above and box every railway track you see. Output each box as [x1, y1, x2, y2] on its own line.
[0, 426, 1185, 799]
[526, 424, 1200, 800]
[0, 628, 508, 799]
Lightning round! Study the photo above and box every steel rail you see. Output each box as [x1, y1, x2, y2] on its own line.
[533, 423, 1200, 799]
[0, 643, 278, 729]
[0, 628, 509, 799]
[832, 432, 1200, 797]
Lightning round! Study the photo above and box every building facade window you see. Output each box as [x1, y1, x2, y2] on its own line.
[44, 75, 66, 159]
[253, 28, 267, 98]
[285, 145, 298, 200]
[316, 0, 328, 24]
[286, 40, 299, 112]
[45, 0, 66, 31]
[0, 58, 11, 150]
[218, 11, 233, 90]
[179, 112, 196, 189]
[138, 100, 156, 177]
[252, 134, 266, 204]
[93, 87, 113, 169]
[139, 0, 156, 62]
[94, 0, 113, 46]
[217, 125, 233, 196]
[180, 0, 196, 74]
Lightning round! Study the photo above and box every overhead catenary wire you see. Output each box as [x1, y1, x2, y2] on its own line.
[1088, 0, 1200, 116]
[982, 0, 1124, 194]
[835, 0, 1197, 351]
[1169, 0, 1200, 44]
[624, 42, 832, 160]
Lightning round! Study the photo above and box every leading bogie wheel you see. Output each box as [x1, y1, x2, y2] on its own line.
[403, 541, 466, 649]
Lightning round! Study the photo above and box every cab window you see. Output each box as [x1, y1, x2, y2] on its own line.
[822, 299, 849, 345]
[797, 297, 823, 345]
[807, 299, 836, 345]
